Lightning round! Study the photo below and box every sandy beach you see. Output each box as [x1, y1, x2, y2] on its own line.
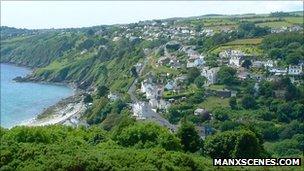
[20, 93, 88, 127]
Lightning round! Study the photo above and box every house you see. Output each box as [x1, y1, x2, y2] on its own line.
[288, 65, 303, 75]
[165, 80, 175, 90]
[141, 79, 158, 99]
[237, 68, 250, 80]
[229, 56, 244, 67]
[174, 75, 188, 84]
[149, 99, 158, 109]
[252, 60, 263, 68]
[269, 68, 288, 76]
[219, 49, 244, 59]
[132, 102, 147, 120]
[158, 99, 171, 110]
[201, 67, 220, 85]
[194, 108, 208, 116]
[145, 86, 158, 99]
[263, 60, 276, 68]
[201, 29, 214, 36]
[112, 37, 121, 42]
[107, 92, 119, 101]
[157, 57, 170, 66]
[141, 81, 153, 93]
[254, 83, 259, 96]
[187, 56, 205, 68]
[197, 125, 214, 139]
[134, 63, 143, 74]
[219, 49, 245, 68]
[289, 25, 303, 32]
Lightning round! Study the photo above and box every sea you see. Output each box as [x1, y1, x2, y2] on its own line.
[0, 63, 73, 128]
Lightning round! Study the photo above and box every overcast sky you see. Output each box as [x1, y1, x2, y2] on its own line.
[1, 1, 303, 29]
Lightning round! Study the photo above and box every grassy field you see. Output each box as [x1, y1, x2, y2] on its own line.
[207, 84, 226, 91]
[224, 38, 263, 46]
[211, 44, 264, 57]
[240, 17, 279, 22]
[256, 21, 293, 28]
[198, 96, 229, 111]
[284, 17, 304, 24]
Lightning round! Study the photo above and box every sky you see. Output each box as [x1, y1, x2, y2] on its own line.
[1, 1, 303, 29]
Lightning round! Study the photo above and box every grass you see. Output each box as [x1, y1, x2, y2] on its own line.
[207, 84, 226, 91]
[284, 16, 304, 24]
[198, 96, 229, 111]
[224, 38, 263, 46]
[240, 17, 279, 22]
[211, 44, 264, 57]
[256, 21, 293, 28]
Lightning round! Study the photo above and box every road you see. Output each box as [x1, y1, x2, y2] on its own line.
[127, 54, 178, 132]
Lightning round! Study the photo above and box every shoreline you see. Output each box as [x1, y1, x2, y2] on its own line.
[21, 93, 88, 127]
[18, 92, 88, 127]
[1, 62, 89, 128]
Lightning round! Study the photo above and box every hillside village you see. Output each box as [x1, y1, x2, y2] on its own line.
[128, 39, 303, 136]
[82, 12, 304, 141]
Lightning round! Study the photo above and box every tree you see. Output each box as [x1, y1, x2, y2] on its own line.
[96, 85, 109, 97]
[213, 107, 230, 121]
[286, 52, 300, 65]
[194, 76, 206, 88]
[187, 67, 201, 83]
[116, 122, 181, 151]
[205, 130, 264, 158]
[241, 59, 252, 69]
[259, 81, 274, 98]
[217, 66, 237, 86]
[189, 90, 205, 104]
[86, 29, 95, 36]
[233, 130, 261, 158]
[83, 94, 93, 103]
[166, 108, 183, 124]
[229, 97, 237, 109]
[268, 48, 283, 59]
[177, 121, 201, 153]
[130, 66, 138, 77]
[241, 95, 256, 109]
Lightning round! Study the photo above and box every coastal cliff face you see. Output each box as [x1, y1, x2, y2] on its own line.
[1, 27, 148, 91]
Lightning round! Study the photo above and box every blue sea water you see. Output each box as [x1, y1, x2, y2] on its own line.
[0, 63, 73, 128]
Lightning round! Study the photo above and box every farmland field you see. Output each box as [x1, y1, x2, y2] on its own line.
[224, 38, 263, 45]
[284, 17, 304, 24]
[256, 21, 293, 28]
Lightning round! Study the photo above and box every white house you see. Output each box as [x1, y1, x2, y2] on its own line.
[149, 99, 158, 109]
[141, 81, 153, 93]
[269, 68, 288, 76]
[252, 60, 264, 68]
[201, 29, 214, 36]
[229, 56, 244, 67]
[157, 99, 171, 110]
[132, 102, 147, 120]
[194, 108, 207, 116]
[219, 49, 245, 68]
[134, 63, 143, 74]
[107, 92, 119, 101]
[263, 60, 276, 68]
[288, 65, 303, 75]
[201, 67, 220, 86]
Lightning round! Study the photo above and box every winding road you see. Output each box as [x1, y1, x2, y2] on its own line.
[127, 54, 177, 132]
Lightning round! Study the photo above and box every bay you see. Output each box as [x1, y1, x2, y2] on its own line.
[0, 63, 73, 128]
